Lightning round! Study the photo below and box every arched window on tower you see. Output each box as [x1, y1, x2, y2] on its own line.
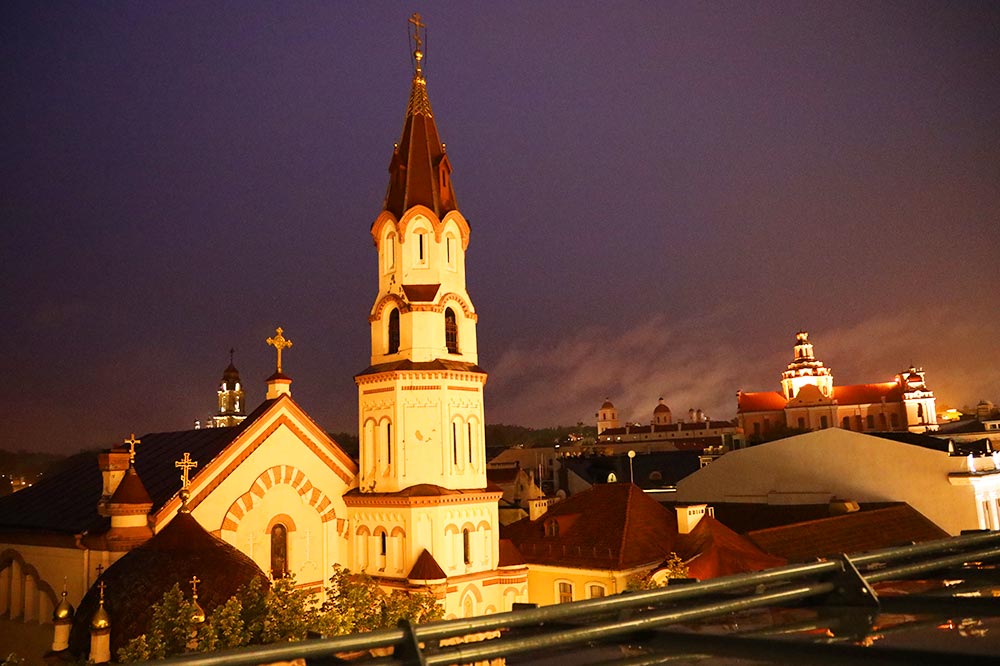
[445, 308, 458, 354]
[917, 404, 924, 421]
[388, 309, 400, 354]
[384, 232, 396, 272]
[270, 523, 288, 579]
[463, 528, 472, 565]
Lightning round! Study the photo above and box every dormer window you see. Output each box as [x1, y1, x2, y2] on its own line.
[545, 519, 559, 537]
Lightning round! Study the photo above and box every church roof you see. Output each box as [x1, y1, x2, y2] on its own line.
[737, 391, 787, 412]
[109, 466, 152, 505]
[407, 548, 447, 581]
[0, 399, 275, 536]
[355, 358, 486, 377]
[382, 40, 457, 220]
[68, 512, 268, 658]
[833, 382, 902, 404]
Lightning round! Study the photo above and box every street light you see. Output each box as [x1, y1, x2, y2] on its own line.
[628, 450, 636, 485]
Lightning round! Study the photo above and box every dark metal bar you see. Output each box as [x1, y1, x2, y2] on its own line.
[850, 530, 1000, 567]
[865, 545, 1000, 583]
[421, 583, 836, 665]
[603, 629, 1000, 666]
[878, 593, 1000, 616]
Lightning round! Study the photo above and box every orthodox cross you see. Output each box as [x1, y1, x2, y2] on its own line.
[190, 575, 200, 601]
[97, 581, 106, 602]
[123, 433, 140, 465]
[409, 12, 426, 72]
[95, 563, 104, 578]
[266, 327, 293, 374]
[175, 452, 198, 490]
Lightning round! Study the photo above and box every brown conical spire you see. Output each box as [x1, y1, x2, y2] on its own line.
[383, 13, 457, 219]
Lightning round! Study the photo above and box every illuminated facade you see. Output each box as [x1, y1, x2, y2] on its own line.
[596, 398, 745, 452]
[344, 15, 525, 618]
[738, 331, 938, 441]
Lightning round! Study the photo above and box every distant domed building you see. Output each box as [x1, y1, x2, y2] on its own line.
[737, 330, 938, 441]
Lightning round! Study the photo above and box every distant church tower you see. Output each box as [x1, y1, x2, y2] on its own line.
[212, 350, 246, 428]
[780, 331, 834, 400]
[345, 15, 524, 618]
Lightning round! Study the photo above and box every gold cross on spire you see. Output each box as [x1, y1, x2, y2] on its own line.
[266, 327, 293, 374]
[97, 580, 106, 601]
[175, 452, 198, 490]
[409, 12, 426, 74]
[190, 575, 201, 600]
[95, 563, 104, 578]
[123, 433, 140, 465]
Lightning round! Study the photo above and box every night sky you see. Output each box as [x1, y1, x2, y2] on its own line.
[3, 2, 998, 455]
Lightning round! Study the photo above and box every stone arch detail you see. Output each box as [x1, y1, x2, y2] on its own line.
[438, 292, 475, 319]
[220, 465, 337, 534]
[370, 293, 410, 321]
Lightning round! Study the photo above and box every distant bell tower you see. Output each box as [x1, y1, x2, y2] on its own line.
[213, 349, 246, 428]
[355, 13, 485, 494]
[780, 331, 834, 400]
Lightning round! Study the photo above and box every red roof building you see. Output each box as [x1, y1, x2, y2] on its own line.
[738, 330, 938, 441]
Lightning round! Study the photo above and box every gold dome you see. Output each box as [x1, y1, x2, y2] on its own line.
[191, 600, 206, 624]
[53, 592, 75, 621]
[90, 602, 110, 630]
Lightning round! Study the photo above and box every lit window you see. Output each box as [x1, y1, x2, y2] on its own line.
[589, 585, 605, 599]
[558, 582, 573, 604]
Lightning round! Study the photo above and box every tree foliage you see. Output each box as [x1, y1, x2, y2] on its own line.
[625, 553, 690, 591]
[118, 568, 443, 662]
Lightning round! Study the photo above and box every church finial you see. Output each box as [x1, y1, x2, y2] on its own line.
[175, 452, 198, 513]
[266, 327, 293, 374]
[123, 433, 139, 466]
[408, 12, 426, 76]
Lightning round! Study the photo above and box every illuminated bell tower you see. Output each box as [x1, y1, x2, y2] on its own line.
[212, 350, 246, 428]
[356, 14, 485, 494]
[780, 331, 834, 400]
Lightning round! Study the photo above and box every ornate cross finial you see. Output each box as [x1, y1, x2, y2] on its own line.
[123, 433, 140, 465]
[97, 580, 106, 601]
[266, 327, 293, 374]
[190, 575, 201, 600]
[175, 452, 198, 490]
[95, 563, 104, 578]
[409, 12, 426, 74]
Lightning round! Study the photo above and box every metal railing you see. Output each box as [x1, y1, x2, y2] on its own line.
[150, 530, 1000, 666]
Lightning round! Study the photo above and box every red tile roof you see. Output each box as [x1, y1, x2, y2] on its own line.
[502, 484, 783, 579]
[746, 504, 947, 562]
[498, 538, 525, 567]
[833, 382, 902, 404]
[737, 391, 787, 412]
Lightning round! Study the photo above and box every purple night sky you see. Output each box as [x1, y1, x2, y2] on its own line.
[2, 2, 998, 454]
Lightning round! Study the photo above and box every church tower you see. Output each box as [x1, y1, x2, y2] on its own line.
[780, 331, 834, 400]
[355, 15, 484, 495]
[212, 350, 246, 428]
[345, 15, 525, 618]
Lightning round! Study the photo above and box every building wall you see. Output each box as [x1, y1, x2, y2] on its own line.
[524, 564, 645, 606]
[676, 428, 985, 535]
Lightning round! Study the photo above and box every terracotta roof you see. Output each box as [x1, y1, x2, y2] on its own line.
[503, 484, 675, 570]
[402, 284, 441, 302]
[503, 484, 782, 579]
[746, 504, 947, 562]
[408, 548, 447, 581]
[355, 359, 486, 377]
[600, 400, 615, 410]
[678, 515, 785, 580]
[737, 391, 787, 412]
[383, 63, 457, 219]
[68, 512, 268, 658]
[498, 538, 525, 567]
[833, 382, 902, 404]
